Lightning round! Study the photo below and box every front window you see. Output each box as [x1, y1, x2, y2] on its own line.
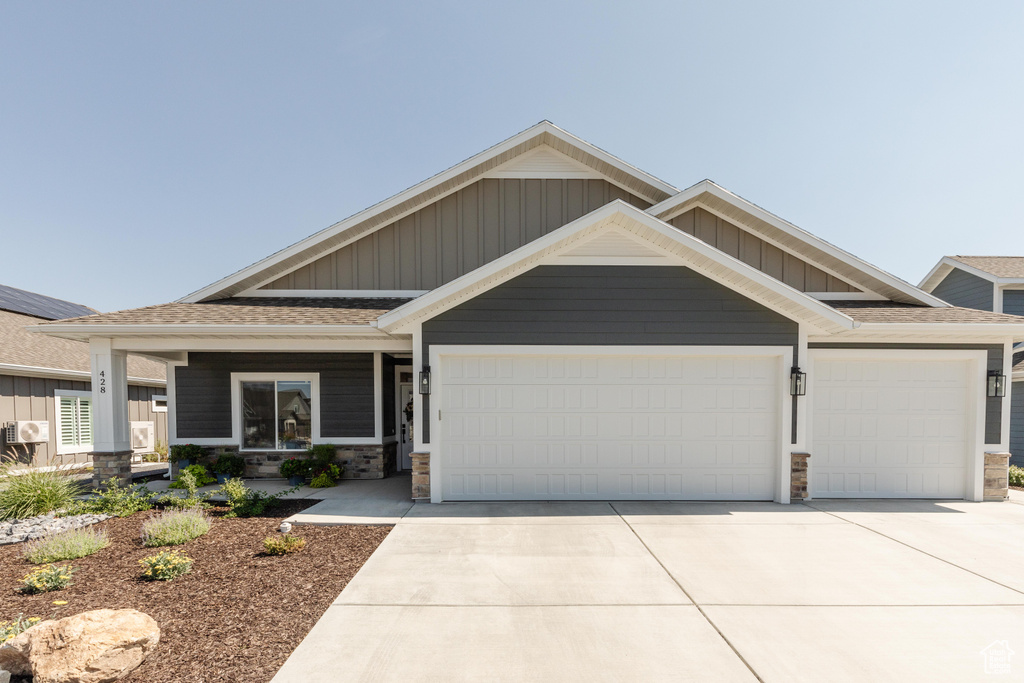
[241, 380, 312, 450]
[56, 390, 93, 454]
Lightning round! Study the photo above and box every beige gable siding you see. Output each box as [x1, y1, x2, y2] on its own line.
[669, 208, 858, 293]
[261, 178, 651, 291]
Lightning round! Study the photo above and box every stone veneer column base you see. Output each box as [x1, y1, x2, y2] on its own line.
[92, 451, 133, 488]
[411, 452, 430, 501]
[984, 452, 1010, 501]
[790, 452, 810, 501]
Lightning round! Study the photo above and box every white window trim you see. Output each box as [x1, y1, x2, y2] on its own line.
[231, 373, 321, 452]
[54, 389, 94, 455]
[151, 394, 168, 413]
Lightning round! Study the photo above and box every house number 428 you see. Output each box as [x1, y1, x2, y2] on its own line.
[99, 370, 106, 394]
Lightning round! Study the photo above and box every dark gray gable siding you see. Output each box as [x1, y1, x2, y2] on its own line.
[1002, 290, 1024, 317]
[421, 265, 800, 443]
[809, 343, 1004, 444]
[931, 268, 994, 311]
[175, 352, 374, 439]
[1012, 382, 1024, 467]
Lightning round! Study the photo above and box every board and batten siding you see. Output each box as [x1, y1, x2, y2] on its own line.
[260, 178, 651, 292]
[931, 268, 994, 311]
[420, 264, 800, 442]
[669, 208, 857, 293]
[0, 374, 167, 467]
[1002, 290, 1024, 317]
[174, 353, 375, 440]
[1011, 383, 1024, 467]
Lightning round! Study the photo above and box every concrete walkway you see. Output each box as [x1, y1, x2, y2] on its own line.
[273, 499, 1024, 682]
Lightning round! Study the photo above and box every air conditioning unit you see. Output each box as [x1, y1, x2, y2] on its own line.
[5, 421, 50, 444]
[130, 421, 154, 452]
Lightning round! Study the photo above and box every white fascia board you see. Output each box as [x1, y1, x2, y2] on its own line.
[918, 258, 959, 291]
[649, 181, 950, 308]
[0, 362, 165, 386]
[377, 200, 856, 334]
[179, 122, 678, 304]
[236, 289, 429, 298]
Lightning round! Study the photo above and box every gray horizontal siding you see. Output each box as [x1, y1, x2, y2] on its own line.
[931, 268, 994, 311]
[175, 352, 374, 440]
[809, 342, 1004, 444]
[1012, 383, 1024, 467]
[1002, 290, 1024, 317]
[262, 178, 651, 292]
[421, 265, 800, 443]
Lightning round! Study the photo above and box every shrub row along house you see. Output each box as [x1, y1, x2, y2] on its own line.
[32, 122, 1024, 502]
[1, 284, 167, 468]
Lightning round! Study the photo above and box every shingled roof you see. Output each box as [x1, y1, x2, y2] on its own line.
[828, 301, 1024, 324]
[948, 256, 1024, 279]
[39, 298, 412, 327]
[1, 310, 165, 381]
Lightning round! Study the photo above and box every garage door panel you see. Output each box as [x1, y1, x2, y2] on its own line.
[812, 357, 969, 499]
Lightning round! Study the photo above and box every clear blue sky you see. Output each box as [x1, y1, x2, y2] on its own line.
[2, 1, 1022, 312]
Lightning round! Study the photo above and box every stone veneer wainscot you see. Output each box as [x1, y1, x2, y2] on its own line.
[199, 444, 398, 479]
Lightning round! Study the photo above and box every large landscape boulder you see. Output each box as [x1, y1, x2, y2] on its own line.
[0, 609, 159, 683]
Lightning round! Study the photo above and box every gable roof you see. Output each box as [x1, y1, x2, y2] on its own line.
[920, 256, 1024, 291]
[377, 200, 858, 336]
[181, 121, 678, 303]
[0, 284, 96, 320]
[1, 309, 165, 383]
[646, 180, 947, 307]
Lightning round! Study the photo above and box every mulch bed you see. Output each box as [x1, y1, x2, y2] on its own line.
[0, 500, 392, 682]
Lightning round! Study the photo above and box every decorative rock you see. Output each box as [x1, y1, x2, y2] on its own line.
[0, 512, 112, 546]
[0, 668, 10, 683]
[0, 609, 160, 683]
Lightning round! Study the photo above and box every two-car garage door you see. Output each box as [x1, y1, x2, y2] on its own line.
[437, 352, 780, 501]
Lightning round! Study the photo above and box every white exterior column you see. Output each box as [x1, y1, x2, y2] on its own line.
[90, 338, 131, 453]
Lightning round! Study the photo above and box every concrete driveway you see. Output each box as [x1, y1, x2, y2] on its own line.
[273, 498, 1024, 682]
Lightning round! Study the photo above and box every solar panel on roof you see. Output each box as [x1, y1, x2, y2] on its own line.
[0, 284, 97, 320]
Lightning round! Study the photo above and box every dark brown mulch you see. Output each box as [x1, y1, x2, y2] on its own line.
[0, 501, 392, 683]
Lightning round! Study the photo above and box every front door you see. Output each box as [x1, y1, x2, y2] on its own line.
[400, 382, 414, 470]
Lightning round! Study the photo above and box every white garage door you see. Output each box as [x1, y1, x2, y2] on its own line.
[437, 353, 779, 501]
[811, 356, 970, 498]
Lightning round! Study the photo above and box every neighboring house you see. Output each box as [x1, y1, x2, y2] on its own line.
[34, 122, 1024, 502]
[920, 257, 1024, 466]
[0, 284, 167, 468]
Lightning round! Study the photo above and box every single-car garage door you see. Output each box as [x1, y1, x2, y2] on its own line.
[436, 352, 781, 501]
[810, 354, 972, 498]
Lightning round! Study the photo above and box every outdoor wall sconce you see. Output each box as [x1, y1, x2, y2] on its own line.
[790, 367, 807, 396]
[419, 366, 431, 395]
[987, 371, 1006, 398]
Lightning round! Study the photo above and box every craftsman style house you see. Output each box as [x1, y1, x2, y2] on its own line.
[35, 122, 1023, 502]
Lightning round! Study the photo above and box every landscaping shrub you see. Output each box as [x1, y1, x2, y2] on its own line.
[263, 534, 306, 555]
[72, 478, 154, 517]
[23, 527, 109, 564]
[305, 445, 343, 487]
[1010, 465, 1024, 489]
[20, 564, 75, 594]
[310, 465, 342, 488]
[139, 549, 193, 581]
[155, 470, 212, 510]
[0, 468, 85, 520]
[141, 508, 212, 547]
[1, 615, 43, 645]
[169, 443, 205, 464]
[279, 457, 308, 479]
[169, 464, 217, 489]
[212, 453, 245, 478]
[218, 478, 300, 518]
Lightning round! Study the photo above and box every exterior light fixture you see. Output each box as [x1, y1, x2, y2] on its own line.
[790, 367, 807, 396]
[987, 371, 1006, 398]
[419, 366, 431, 395]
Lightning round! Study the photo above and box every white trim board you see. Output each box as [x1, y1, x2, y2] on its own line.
[0, 362, 165, 386]
[236, 289, 429, 298]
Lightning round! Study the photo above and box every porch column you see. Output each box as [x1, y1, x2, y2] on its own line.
[90, 338, 132, 487]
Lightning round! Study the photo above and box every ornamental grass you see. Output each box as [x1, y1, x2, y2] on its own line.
[22, 526, 109, 564]
[141, 508, 212, 547]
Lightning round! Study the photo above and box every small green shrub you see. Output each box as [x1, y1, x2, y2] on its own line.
[155, 470, 212, 510]
[217, 478, 300, 518]
[72, 478, 154, 517]
[23, 527, 109, 564]
[0, 469, 85, 520]
[20, 564, 75, 594]
[140, 549, 193, 581]
[211, 453, 245, 478]
[279, 458, 308, 479]
[169, 443, 205, 464]
[307, 444, 337, 463]
[1, 615, 43, 645]
[1010, 465, 1024, 488]
[263, 534, 306, 555]
[141, 508, 212, 547]
[169, 465, 216, 489]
